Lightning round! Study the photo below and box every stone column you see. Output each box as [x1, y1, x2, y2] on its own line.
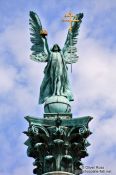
[24, 114, 92, 175]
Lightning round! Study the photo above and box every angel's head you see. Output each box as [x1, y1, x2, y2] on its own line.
[51, 44, 61, 52]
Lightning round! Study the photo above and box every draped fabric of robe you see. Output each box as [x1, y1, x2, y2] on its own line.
[39, 51, 74, 104]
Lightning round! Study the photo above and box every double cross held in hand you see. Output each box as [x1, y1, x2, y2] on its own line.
[62, 11, 80, 32]
[62, 12, 80, 72]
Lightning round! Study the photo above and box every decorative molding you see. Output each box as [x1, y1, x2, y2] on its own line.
[24, 115, 92, 175]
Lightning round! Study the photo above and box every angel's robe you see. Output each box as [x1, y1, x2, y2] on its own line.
[39, 51, 74, 104]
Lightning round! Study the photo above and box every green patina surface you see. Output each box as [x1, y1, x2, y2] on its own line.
[24, 115, 92, 175]
[29, 11, 83, 105]
[25, 115, 93, 128]
[24, 11, 93, 175]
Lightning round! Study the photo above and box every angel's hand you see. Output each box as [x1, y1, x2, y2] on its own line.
[41, 35, 46, 39]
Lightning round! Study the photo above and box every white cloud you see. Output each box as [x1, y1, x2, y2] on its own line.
[0, 66, 17, 94]
[0, 16, 46, 121]
[0, 3, 116, 175]
[72, 31, 116, 114]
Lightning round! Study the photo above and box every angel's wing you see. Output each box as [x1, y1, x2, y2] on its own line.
[62, 13, 83, 64]
[29, 11, 49, 62]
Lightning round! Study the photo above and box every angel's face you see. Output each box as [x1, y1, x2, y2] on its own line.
[52, 44, 61, 52]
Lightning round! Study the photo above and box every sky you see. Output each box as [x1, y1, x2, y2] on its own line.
[0, 0, 116, 175]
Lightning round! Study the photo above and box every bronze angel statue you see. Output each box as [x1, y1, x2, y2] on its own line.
[29, 11, 83, 104]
